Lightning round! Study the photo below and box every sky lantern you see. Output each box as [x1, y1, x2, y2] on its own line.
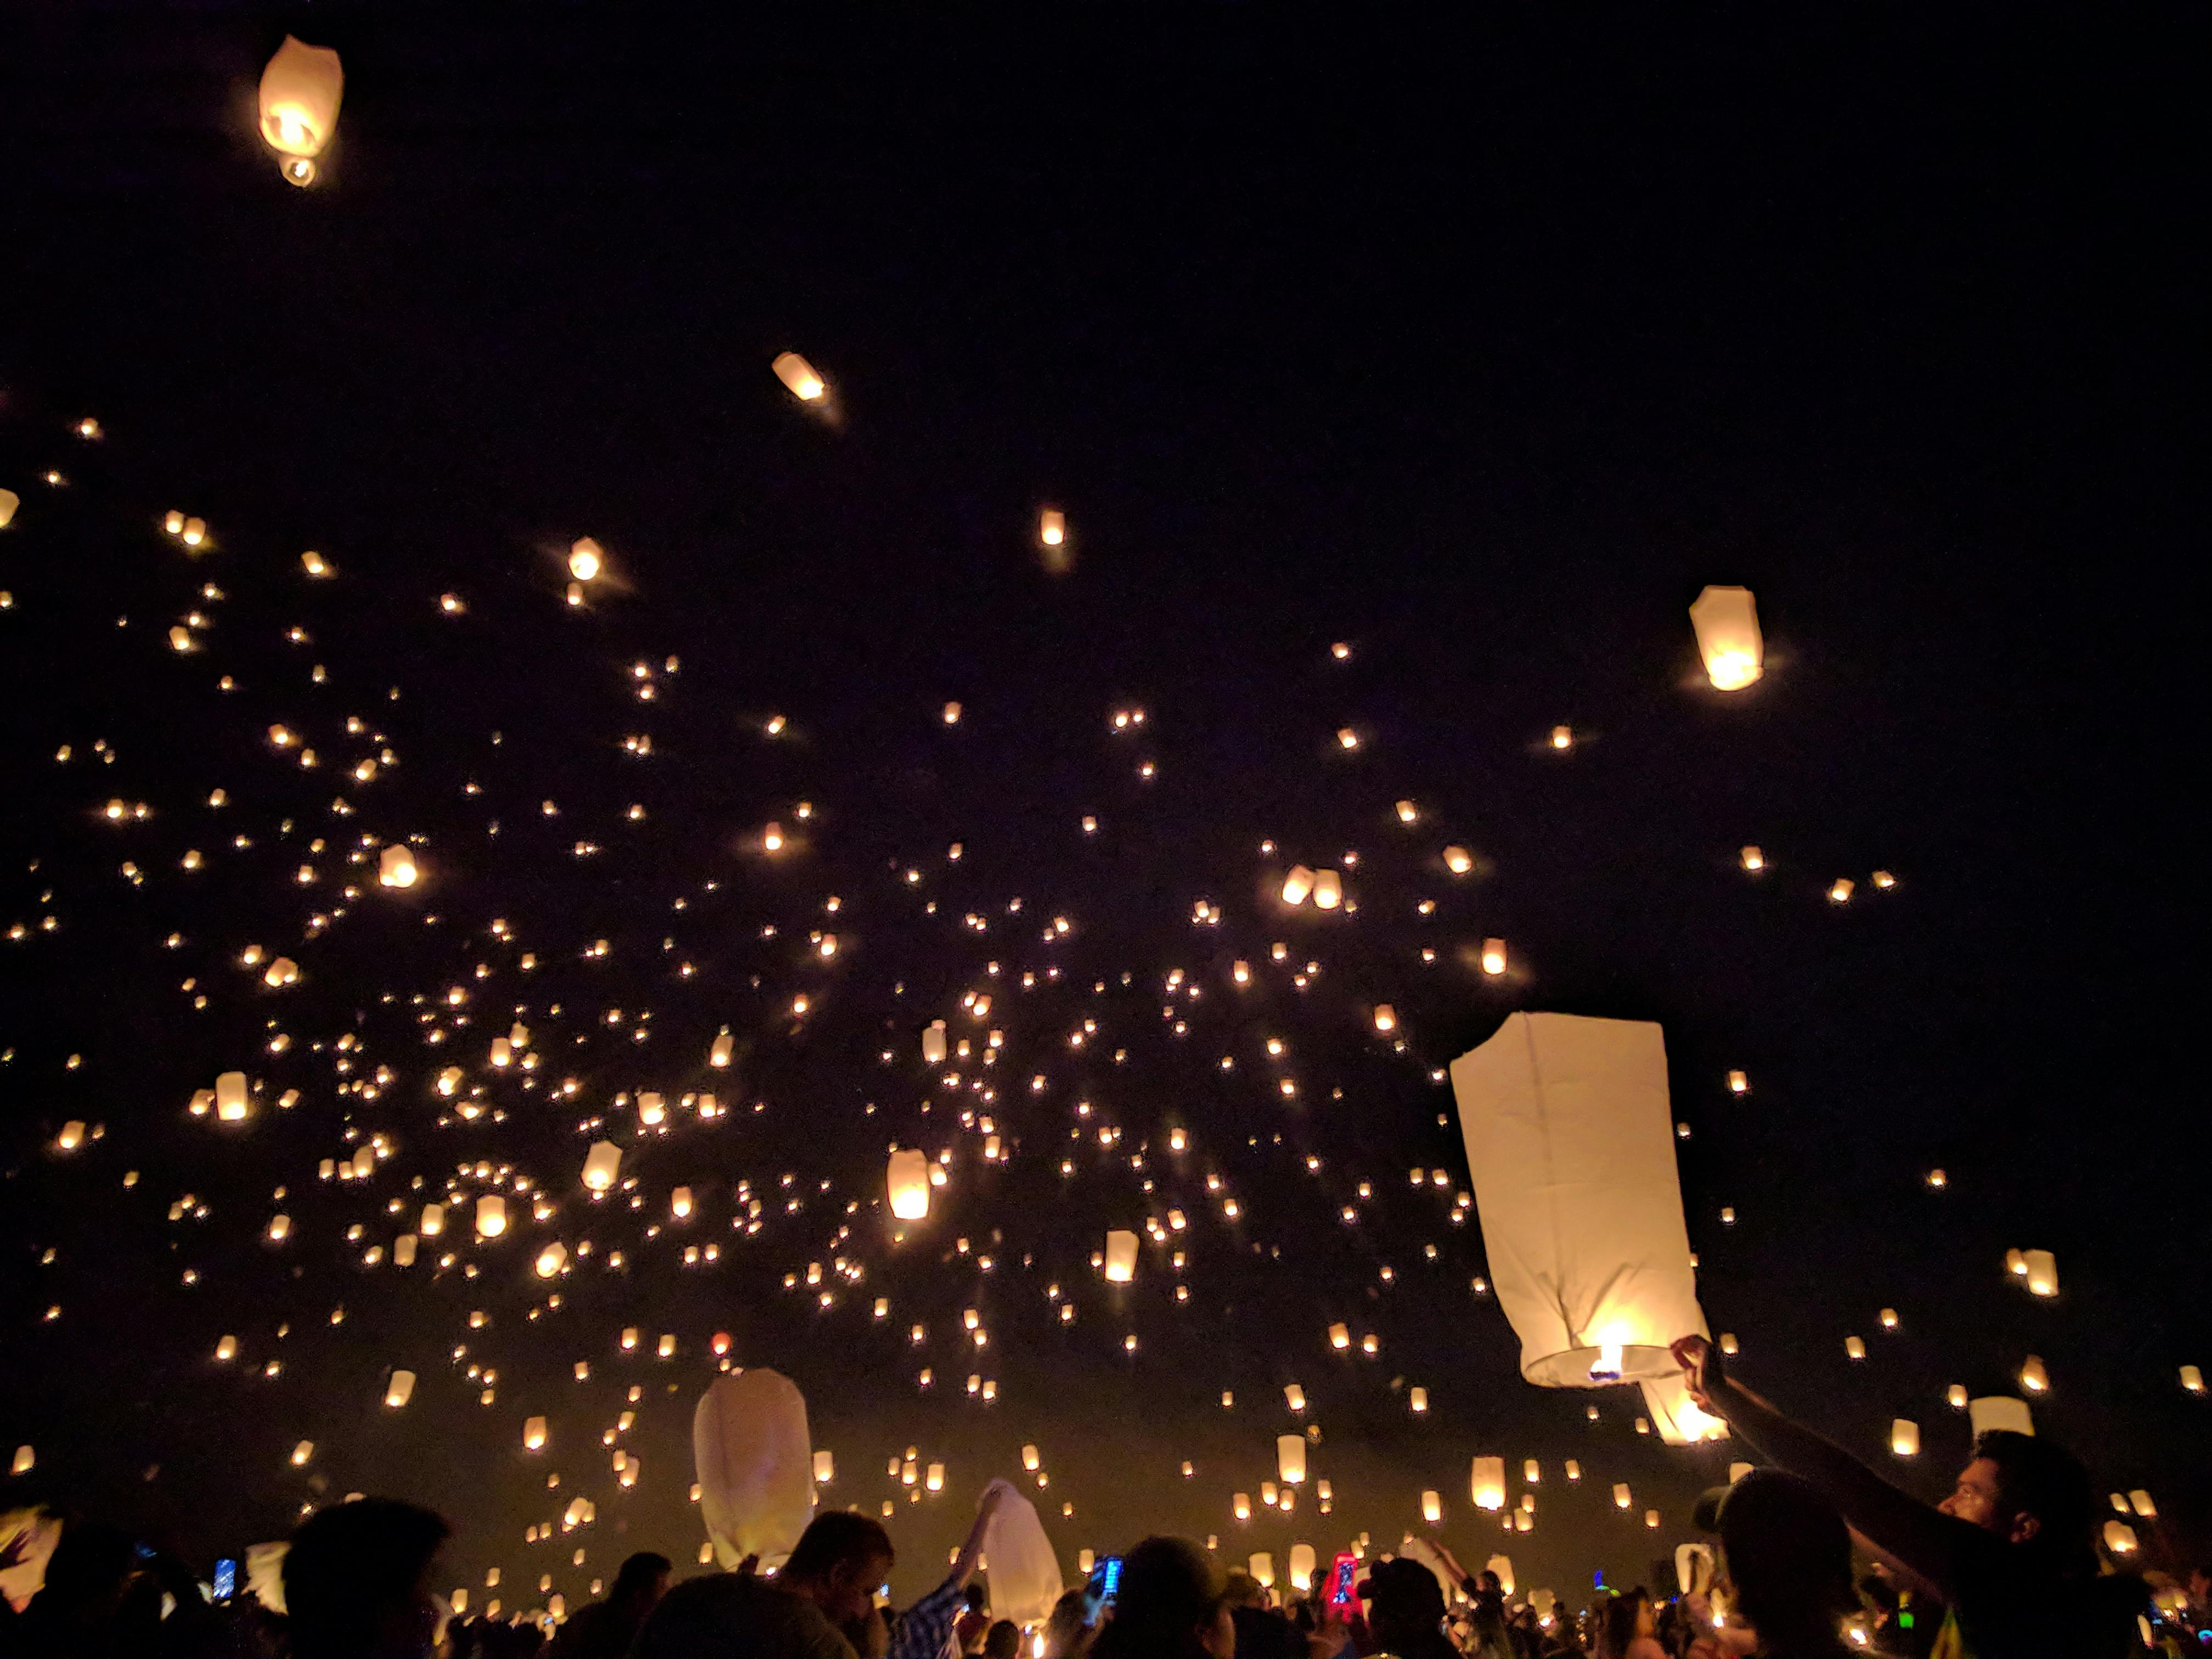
[1277, 1436, 1307, 1483]
[1612, 1483, 1632, 1509]
[1687, 586, 1764, 691]
[1470, 1456, 1505, 1510]
[670, 1186, 693, 1220]
[1233, 1493, 1251, 1521]
[524, 1416, 548, 1452]
[1891, 1419, 1920, 1458]
[535, 1242, 567, 1278]
[1373, 1004, 1397, 1034]
[378, 846, 417, 888]
[582, 1141, 622, 1192]
[568, 538, 603, 582]
[1039, 509, 1066, 547]
[216, 1071, 250, 1121]
[772, 352, 826, 400]
[1641, 1373, 1728, 1443]
[2182, 1365, 2205, 1394]
[693, 1369, 816, 1568]
[2019, 1356, 2050, 1393]
[812, 1450, 834, 1484]
[1288, 1545, 1316, 1594]
[1970, 1396, 2034, 1437]
[0, 488, 18, 528]
[2023, 1249, 2059, 1297]
[1283, 1384, 1305, 1412]
[1740, 845, 1764, 871]
[923, 1020, 949, 1064]
[257, 37, 343, 185]
[1248, 1554, 1274, 1590]
[382, 1371, 415, 1408]
[393, 1235, 416, 1267]
[2103, 1520, 2138, 1555]
[1280, 866, 1314, 906]
[1480, 938, 1508, 975]
[709, 1030, 734, 1068]
[475, 1195, 506, 1238]
[1443, 845, 1474, 875]
[1104, 1229, 1138, 1283]
[1312, 870, 1343, 909]
[981, 1482, 1065, 1625]
[887, 1149, 931, 1220]
[1450, 1013, 1707, 1386]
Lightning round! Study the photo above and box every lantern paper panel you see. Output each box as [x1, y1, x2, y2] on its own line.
[257, 37, 344, 160]
[1104, 1229, 1138, 1283]
[1276, 1435, 1307, 1484]
[887, 1149, 931, 1221]
[1640, 1372, 1729, 1444]
[979, 1480, 1064, 1627]
[1688, 585, 1763, 690]
[1470, 1455, 1506, 1510]
[1449, 1013, 1708, 1386]
[692, 1369, 817, 1568]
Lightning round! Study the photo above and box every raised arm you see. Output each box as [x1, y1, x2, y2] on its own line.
[1672, 1336, 1965, 1591]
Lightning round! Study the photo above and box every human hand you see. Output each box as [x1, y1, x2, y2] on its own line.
[736, 1553, 761, 1578]
[1671, 1335, 1734, 1418]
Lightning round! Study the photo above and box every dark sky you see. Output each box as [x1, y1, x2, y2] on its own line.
[0, 4, 2202, 1617]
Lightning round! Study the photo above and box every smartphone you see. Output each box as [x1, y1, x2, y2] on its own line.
[1087, 1555, 1123, 1606]
[1328, 1554, 1358, 1605]
[213, 1560, 237, 1602]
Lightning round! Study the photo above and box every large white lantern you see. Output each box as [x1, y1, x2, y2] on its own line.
[1470, 1455, 1506, 1510]
[475, 1195, 506, 1237]
[922, 1020, 949, 1065]
[1277, 1436, 1307, 1484]
[378, 845, 417, 888]
[1969, 1396, 2034, 1437]
[257, 37, 343, 185]
[980, 1481, 1065, 1626]
[216, 1071, 250, 1121]
[1688, 585, 1763, 691]
[582, 1141, 622, 1192]
[887, 1149, 931, 1221]
[1449, 1013, 1708, 1386]
[693, 1369, 816, 1569]
[1104, 1229, 1138, 1283]
[1640, 1372, 1729, 1444]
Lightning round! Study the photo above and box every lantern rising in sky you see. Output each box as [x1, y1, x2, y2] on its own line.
[1688, 585, 1764, 691]
[256, 37, 343, 186]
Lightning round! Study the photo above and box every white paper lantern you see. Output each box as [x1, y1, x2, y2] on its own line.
[980, 1480, 1065, 1626]
[1311, 870, 1343, 909]
[1421, 1490, 1442, 1524]
[1248, 1553, 1274, 1589]
[378, 845, 417, 888]
[216, 1071, 250, 1121]
[887, 1149, 931, 1221]
[0, 489, 18, 529]
[524, 1416, 547, 1452]
[257, 37, 343, 184]
[1891, 1419, 1920, 1458]
[1039, 510, 1066, 548]
[1280, 866, 1315, 906]
[1449, 1013, 1707, 1385]
[1470, 1455, 1506, 1510]
[1486, 1555, 1515, 1596]
[475, 1195, 506, 1238]
[1277, 1436, 1307, 1484]
[772, 352, 826, 401]
[923, 1020, 949, 1064]
[2023, 1249, 2059, 1297]
[1640, 1373, 1729, 1444]
[568, 538, 603, 582]
[385, 1370, 415, 1408]
[583, 1142, 622, 1192]
[2182, 1365, 2205, 1393]
[709, 1031, 734, 1068]
[1970, 1396, 2034, 1437]
[394, 1234, 417, 1267]
[693, 1369, 816, 1568]
[1104, 1229, 1138, 1283]
[1688, 585, 1764, 691]
[2018, 1356, 2050, 1393]
[1288, 1544, 1316, 1593]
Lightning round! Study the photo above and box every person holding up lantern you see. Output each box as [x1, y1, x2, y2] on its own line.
[1672, 1335, 2146, 1659]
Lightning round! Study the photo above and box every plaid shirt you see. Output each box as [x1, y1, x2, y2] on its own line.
[887, 1573, 969, 1659]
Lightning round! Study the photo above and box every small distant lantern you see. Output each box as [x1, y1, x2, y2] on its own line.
[709, 1031, 734, 1068]
[1471, 1456, 1506, 1510]
[922, 1020, 949, 1064]
[1288, 1544, 1316, 1593]
[0, 489, 18, 529]
[217, 1071, 250, 1121]
[1421, 1490, 1442, 1524]
[1284, 1384, 1306, 1412]
[1249, 1554, 1274, 1590]
[258, 37, 343, 186]
[1687, 586, 1764, 691]
[772, 352, 826, 400]
[2128, 1489, 2155, 1519]
[1277, 1436, 1307, 1484]
[1524, 1459, 1541, 1482]
[1947, 1384, 1969, 1410]
[1829, 878, 1854, 904]
[568, 538, 603, 582]
[1891, 1419, 1920, 1458]
[385, 1371, 415, 1408]
[524, 1417, 548, 1452]
[2103, 1519, 2138, 1555]
[2023, 1249, 2059, 1297]
[1480, 938, 1508, 975]
[536, 1242, 567, 1278]
[2019, 1355, 2049, 1393]
[1329, 1322, 1351, 1350]
[1233, 1493, 1251, 1521]
[1550, 725, 1574, 750]
[2182, 1365, 2205, 1393]
[1039, 509, 1066, 547]
[1844, 1336, 1866, 1360]
[670, 1187, 693, 1220]
[1281, 866, 1315, 906]
[1373, 1004, 1397, 1034]
[394, 1235, 417, 1267]
[1443, 845, 1474, 874]
[582, 1142, 622, 1192]
[291, 1440, 314, 1466]
[1409, 1386, 1428, 1412]
[1740, 845, 1764, 871]
[1104, 1229, 1138, 1283]
[812, 1449, 834, 1484]
[1612, 1483, 1633, 1510]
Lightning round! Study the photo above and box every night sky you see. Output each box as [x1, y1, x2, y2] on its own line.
[1, 7, 2202, 1617]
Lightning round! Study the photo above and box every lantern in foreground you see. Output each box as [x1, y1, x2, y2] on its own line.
[1421, 1490, 1442, 1524]
[1277, 1436, 1307, 1484]
[887, 1148, 931, 1221]
[475, 1195, 506, 1238]
[1471, 1456, 1505, 1510]
[2023, 1249, 2059, 1297]
[1449, 1013, 1707, 1386]
[980, 1480, 1065, 1625]
[1312, 870, 1343, 909]
[568, 538, 603, 582]
[1969, 1396, 2034, 1437]
[258, 37, 343, 185]
[1891, 1419, 1920, 1458]
[772, 352, 826, 401]
[1687, 586, 1764, 691]
[385, 1371, 415, 1408]
[693, 1368, 816, 1568]
[1288, 1544, 1316, 1594]
[582, 1141, 622, 1192]
[1280, 866, 1314, 906]
[1104, 1229, 1138, 1283]
[378, 846, 417, 888]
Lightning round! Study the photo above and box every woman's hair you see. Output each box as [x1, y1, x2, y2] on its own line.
[1091, 1538, 1223, 1659]
[1717, 1471, 1855, 1638]
[1041, 1588, 1092, 1656]
[1597, 1586, 1648, 1657]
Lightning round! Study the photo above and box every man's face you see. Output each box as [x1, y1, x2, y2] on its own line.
[824, 1554, 895, 1626]
[1938, 1457, 2003, 1528]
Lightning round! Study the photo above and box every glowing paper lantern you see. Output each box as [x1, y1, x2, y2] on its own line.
[1612, 1483, 1633, 1509]
[709, 1031, 734, 1069]
[1277, 1436, 1307, 1484]
[1969, 1396, 2034, 1437]
[1845, 1336, 1867, 1361]
[0, 489, 17, 528]
[1288, 1544, 1316, 1594]
[671, 1187, 693, 1220]
[1486, 1555, 1515, 1596]
[57, 1121, 86, 1151]
[1449, 1013, 1707, 1386]
[1248, 1553, 1274, 1589]
[1329, 1322, 1351, 1350]
[2183, 1365, 2205, 1393]
[1281, 866, 1315, 906]
[1471, 1456, 1506, 1510]
[394, 1235, 416, 1267]
[980, 1480, 1065, 1626]
[1233, 1493, 1251, 1521]
[1947, 1385, 1968, 1409]
[523, 1416, 547, 1452]
[1891, 1419, 1920, 1458]
[1283, 1384, 1306, 1412]
[10, 1446, 31, 1475]
[1104, 1229, 1138, 1283]
[1640, 1373, 1728, 1444]
[2018, 1356, 2050, 1393]
[1312, 870, 1343, 909]
[2103, 1519, 2138, 1555]
[535, 1242, 567, 1277]
[1443, 845, 1474, 875]
[257, 37, 343, 185]
[923, 1020, 949, 1065]
[693, 1368, 816, 1568]
[1421, 1490, 1442, 1524]
[1687, 586, 1764, 691]
[474, 1195, 506, 1238]
[2128, 1489, 2156, 1519]
[1409, 1386, 1428, 1412]
[1373, 1005, 1397, 1034]
[887, 1149, 931, 1221]
[1480, 938, 1508, 975]
[583, 1141, 622, 1192]
[772, 352, 826, 401]
[385, 1371, 415, 1408]
[1039, 510, 1066, 548]
[216, 1071, 250, 1121]
[378, 846, 417, 888]
[568, 538, 603, 582]
[2023, 1250, 2059, 1297]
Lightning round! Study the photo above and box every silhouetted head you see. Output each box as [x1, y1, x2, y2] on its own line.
[284, 1498, 450, 1659]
